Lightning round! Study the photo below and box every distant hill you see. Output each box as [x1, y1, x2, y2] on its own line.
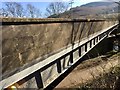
[80, 2, 115, 7]
[49, 2, 118, 18]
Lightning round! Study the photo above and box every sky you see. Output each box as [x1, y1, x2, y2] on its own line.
[1, 0, 107, 17]
[1, 0, 104, 6]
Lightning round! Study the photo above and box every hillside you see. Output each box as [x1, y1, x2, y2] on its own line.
[49, 2, 118, 18]
[80, 2, 115, 7]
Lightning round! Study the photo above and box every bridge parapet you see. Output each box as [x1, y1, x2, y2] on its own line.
[1, 18, 118, 89]
[1, 18, 118, 77]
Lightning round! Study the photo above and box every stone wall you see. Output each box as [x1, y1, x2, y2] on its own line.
[1, 18, 117, 76]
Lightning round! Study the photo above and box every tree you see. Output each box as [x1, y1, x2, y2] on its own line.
[3, 2, 24, 17]
[15, 3, 24, 17]
[45, 2, 69, 17]
[5, 2, 16, 17]
[0, 8, 8, 17]
[1, 2, 41, 18]
[27, 4, 41, 18]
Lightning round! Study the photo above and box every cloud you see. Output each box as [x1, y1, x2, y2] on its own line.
[104, 0, 120, 2]
[2, 0, 103, 2]
[2, 0, 69, 2]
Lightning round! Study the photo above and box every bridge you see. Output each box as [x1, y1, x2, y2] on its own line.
[0, 18, 119, 89]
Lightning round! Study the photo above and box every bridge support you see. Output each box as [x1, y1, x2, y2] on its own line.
[109, 27, 120, 52]
[113, 38, 120, 52]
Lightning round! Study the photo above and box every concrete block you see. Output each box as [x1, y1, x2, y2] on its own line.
[18, 77, 38, 88]
[73, 49, 79, 62]
[81, 45, 85, 56]
[41, 64, 58, 87]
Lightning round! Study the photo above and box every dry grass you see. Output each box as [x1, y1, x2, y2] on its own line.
[73, 52, 120, 89]
[74, 51, 118, 71]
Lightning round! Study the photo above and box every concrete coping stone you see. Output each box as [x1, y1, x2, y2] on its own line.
[1, 17, 108, 23]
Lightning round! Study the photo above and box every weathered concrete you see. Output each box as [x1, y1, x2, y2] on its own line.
[0, 21, 118, 89]
[1, 18, 117, 78]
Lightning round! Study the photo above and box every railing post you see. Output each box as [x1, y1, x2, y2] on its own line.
[57, 60, 62, 73]
[90, 40, 92, 48]
[96, 37, 98, 43]
[85, 43, 87, 52]
[79, 47, 81, 57]
[69, 52, 73, 64]
[35, 72, 43, 89]
[93, 38, 96, 45]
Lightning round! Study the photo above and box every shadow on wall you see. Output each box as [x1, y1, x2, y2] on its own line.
[2, 19, 117, 78]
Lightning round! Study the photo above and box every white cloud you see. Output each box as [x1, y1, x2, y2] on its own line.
[1, 0, 68, 2]
[1, 0, 103, 2]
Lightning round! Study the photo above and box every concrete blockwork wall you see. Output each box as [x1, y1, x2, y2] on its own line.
[1, 18, 117, 76]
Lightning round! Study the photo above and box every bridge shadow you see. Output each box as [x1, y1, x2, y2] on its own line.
[2, 16, 119, 90]
[44, 56, 85, 90]
[44, 21, 103, 90]
[69, 20, 97, 49]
